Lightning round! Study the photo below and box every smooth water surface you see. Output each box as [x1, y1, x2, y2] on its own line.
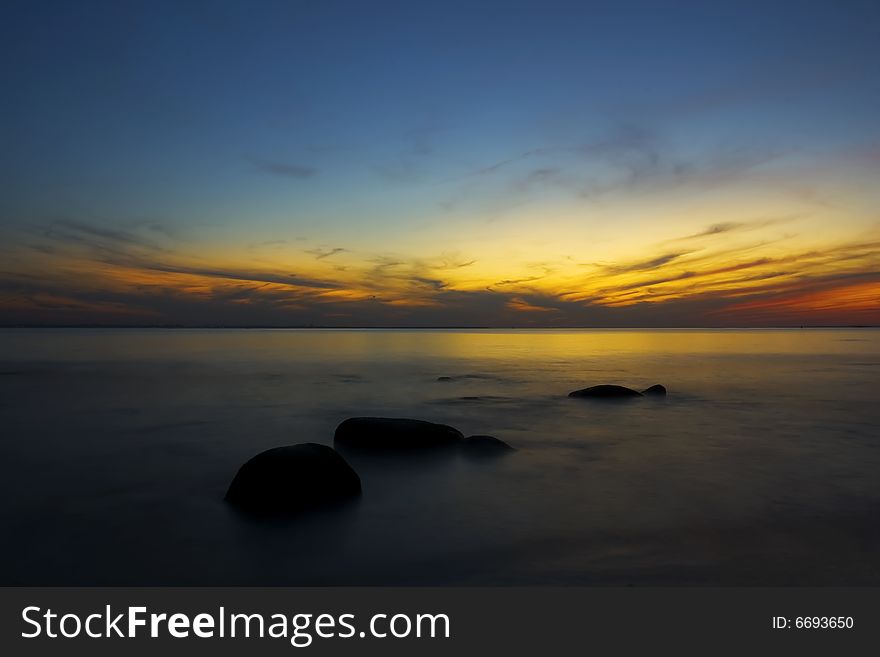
[1, 328, 878, 585]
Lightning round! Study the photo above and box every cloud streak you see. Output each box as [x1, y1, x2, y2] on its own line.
[672, 216, 800, 242]
[306, 247, 348, 260]
[248, 157, 317, 179]
[1, 215, 878, 327]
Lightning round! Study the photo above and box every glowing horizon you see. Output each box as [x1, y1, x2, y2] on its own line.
[1, 1, 878, 327]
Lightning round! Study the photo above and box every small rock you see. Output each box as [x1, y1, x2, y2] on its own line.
[642, 384, 667, 396]
[568, 384, 643, 398]
[334, 417, 464, 449]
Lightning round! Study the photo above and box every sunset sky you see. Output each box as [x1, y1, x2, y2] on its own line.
[1, 0, 878, 326]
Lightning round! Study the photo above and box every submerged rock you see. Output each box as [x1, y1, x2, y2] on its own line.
[436, 374, 492, 382]
[225, 443, 361, 514]
[568, 383, 668, 399]
[462, 435, 515, 455]
[642, 384, 667, 396]
[334, 417, 464, 449]
[568, 384, 644, 399]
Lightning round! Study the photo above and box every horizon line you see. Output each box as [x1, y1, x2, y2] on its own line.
[1, 324, 877, 330]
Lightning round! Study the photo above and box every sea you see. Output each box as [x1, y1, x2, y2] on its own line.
[1, 328, 878, 585]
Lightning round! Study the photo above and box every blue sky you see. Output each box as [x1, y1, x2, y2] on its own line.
[1, 0, 878, 325]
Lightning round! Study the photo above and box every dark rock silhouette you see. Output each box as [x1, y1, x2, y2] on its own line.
[436, 374, 493, 382]
[335, 417, 464, 449]
[225, 443, 361, 514]
[568, 384, 668, 399]
[568, 384, 644, 398]
[462, 435, 515, 455]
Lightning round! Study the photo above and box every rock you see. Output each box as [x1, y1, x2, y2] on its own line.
[462, 435, 514, 455]
[334, 417, 464, 449]
[642, 384, 667, 396]
[568, 384, 644, 399]
[225, 443, 361, 514]
[436, 374, 492, 382]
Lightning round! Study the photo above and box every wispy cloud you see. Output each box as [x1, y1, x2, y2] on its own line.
[305, 247, 348, 260]
[507, 296, 558, 313]
[140, 263, 340, 290]
[672, 215, 800, 242]
[492, 275, 545, 287]
[446, 124, 787, 216]
[247, 239, 288, 249]
[435, 257, 476, 270]
[601, 251, 690, 274]
[48, 219, 165, 251]
[2, 214, 878, 326]
[248, 157, 317, 179]
[678, 222, 744, 239]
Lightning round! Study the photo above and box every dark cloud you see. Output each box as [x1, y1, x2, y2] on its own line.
[36, 219, 169, 267]
[574, 136, 784, 200]
[372, 162, 422, 184]
[513, 167, 565, 192]
[49, 219, 163, 251]
[455, 146, 555, 180]
[602, 251, 689, 274]
[492, 275, 545, 287]
[30, 220, 342, 292]
[365, 256, 405, 275]
[137, 221, 179, 239]
[454, 125, 656, 183]
[673, 215, 800, 242]
[305, 247, 348, 260]
[141, 263, 340, 290]
[680, 222, 744, 239]
[412, 276, 447, 290]
[436, 258, 476, 270]
[402, 118, 447, 157]
[448, 124, 786, 212]
[371, 118, 449, 184]
[248, 157, 317, 179]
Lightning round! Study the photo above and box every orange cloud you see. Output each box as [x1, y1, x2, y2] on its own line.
[717, 280, 880, 323]
[507, 297, 557, 313]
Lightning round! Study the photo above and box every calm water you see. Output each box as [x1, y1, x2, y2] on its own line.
[1, 328, 878, 585]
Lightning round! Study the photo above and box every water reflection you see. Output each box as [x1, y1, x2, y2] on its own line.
[0, 328, 878, 585]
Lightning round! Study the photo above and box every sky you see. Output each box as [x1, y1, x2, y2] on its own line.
[1, 0, 878, 327]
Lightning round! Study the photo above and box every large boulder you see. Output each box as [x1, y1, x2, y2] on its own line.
[225, 443, 361, 514]
[462, 435, 515, 456]
[334, 417, 464, 449]
[568, 384, 643, 399]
